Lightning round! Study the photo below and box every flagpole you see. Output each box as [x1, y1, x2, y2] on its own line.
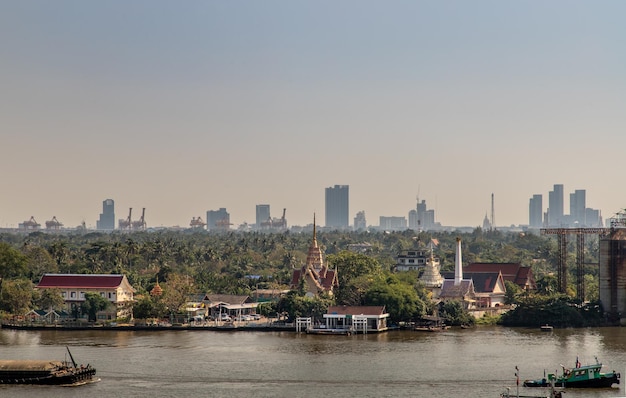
[515, 365, 520, 398]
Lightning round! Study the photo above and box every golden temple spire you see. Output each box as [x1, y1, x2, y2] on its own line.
[312, 213, 318, 247]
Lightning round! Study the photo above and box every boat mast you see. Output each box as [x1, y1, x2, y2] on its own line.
[66, 346, 77, 368]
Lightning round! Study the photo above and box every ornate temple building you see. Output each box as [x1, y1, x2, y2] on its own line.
[290, 215, 339, 297]
[419, 246, 444, 293]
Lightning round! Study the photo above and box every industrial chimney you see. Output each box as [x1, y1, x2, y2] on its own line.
[455, 237, 463, 285]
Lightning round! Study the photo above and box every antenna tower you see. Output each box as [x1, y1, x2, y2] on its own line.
[491, 193, 495, 231]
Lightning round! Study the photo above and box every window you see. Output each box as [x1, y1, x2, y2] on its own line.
[70, 292, 76, 298]
[100, 292, 105, 297]
[80, 292, 85, 299]
[62, 292, 67, 298]
[108, 292, 112, 299]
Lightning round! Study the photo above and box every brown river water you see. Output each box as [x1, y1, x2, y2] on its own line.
[1, 326, 626, 398]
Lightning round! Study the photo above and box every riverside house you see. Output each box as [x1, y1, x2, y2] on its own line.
[36, 273, 135, 321]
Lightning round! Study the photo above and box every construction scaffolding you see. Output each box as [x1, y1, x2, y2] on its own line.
[541, 228, 610, 301]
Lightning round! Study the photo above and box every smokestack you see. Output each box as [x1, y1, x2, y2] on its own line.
[455, 237, 463, 285]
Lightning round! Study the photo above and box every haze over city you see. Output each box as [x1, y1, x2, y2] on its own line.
[2, 2, 625, 229]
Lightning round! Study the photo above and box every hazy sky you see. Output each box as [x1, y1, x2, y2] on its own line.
[2, 1, 625, 229]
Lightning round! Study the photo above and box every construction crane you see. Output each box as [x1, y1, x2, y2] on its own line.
[119, 208, 132, 230]
[190, 217, 206, 229]
[260, 208, 287, 230]
[131, 208, 146, 230]
[21, 216, 40, 230]
[45, 216, 63, 230]
[215, 218, 233, 230]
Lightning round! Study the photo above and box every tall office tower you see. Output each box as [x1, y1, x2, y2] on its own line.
[325, 185, 349, 228]
[529, 194, 543, 228]
[354, 210, 367, 230]
[256, 204, 270, 228]
[424, 209, 435, 228]
[570, 189, 586, 226]
[96, 199, 115, 230]
[206, 208, 230, 231]
[547, 184, 564, 227]
[586, 208, 601, 227]
[408, 210, 418, 230]
[416, 200, 427, 230]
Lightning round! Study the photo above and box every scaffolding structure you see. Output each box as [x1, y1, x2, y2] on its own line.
[541, 228, 610, 300]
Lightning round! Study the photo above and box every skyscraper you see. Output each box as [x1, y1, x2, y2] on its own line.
[547, 184, 564, 227]
[207, 208, 230, 231]
[529, 194, 543, 228]
[256, 204, 270, 228]
[570, 189, 586, 226]
[96, 199, 115, 230]
[325, 185, 349, 229]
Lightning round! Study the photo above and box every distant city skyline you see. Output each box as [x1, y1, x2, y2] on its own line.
[4, 182, 610, 231]
[2, 2, 626, 229]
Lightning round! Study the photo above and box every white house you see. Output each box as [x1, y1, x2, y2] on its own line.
[36, 274, 136, 321]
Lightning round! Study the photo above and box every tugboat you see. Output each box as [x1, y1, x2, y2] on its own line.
[523, 357, 620, 388]
[0, 347, 97, 385]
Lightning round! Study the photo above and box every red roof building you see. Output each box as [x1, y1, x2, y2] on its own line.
[464, 263, 536, 290]
[36, 274, 135, 321]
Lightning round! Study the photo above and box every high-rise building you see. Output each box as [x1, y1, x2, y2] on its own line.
[408, 210, 418, 230]
[379, 216, 407, 231]
[415, 199, 437, 231]
[547, 184, 564, 227]
[256, 204, 270, 228]
[529, 194, 543, 228]
[325, 185, 349, 229]
[354, 211, 367, 230]
[96, 199, 115, 230]
[207, 208, 230, 231]
[570, 189, 586, 226]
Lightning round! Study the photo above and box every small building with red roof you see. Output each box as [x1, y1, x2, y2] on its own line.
[36, 273, 136, 321]
[464, 263, 536, 291]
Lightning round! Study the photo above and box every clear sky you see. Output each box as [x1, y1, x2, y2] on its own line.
[1, 1, 625, 229]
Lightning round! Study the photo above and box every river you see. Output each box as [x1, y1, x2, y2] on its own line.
[1, 326, 625, 398]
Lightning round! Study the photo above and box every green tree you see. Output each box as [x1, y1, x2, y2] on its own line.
[364, 274, 426, 322]
[536, 274, 558, 296]
[327, 251, 382, 305]
[133, 295, 167, 320]
[34, 288, 65, 311]
[0, 243, 28, 279]
[161, 273, 195, 314]
[0, 278, 34, 314]
[504, 280, 522, 305]
[439, 300, 475, 326]
[81, 292, 111, 322]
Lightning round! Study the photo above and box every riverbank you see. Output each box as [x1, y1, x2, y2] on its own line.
[1, 321, 401, 333]
[0, 322, 296, 332]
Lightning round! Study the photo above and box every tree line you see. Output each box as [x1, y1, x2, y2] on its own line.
[0, 227, 604, 326]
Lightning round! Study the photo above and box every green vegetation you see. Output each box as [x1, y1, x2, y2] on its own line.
[0, 228, 608, 326]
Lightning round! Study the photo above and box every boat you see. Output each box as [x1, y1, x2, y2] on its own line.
[500, 386, 563, 398]
[0, 347, 97, 385]
[540, 324, 553, 332]
[501, 366, 563, 398]
[523, 357, 620, 388]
